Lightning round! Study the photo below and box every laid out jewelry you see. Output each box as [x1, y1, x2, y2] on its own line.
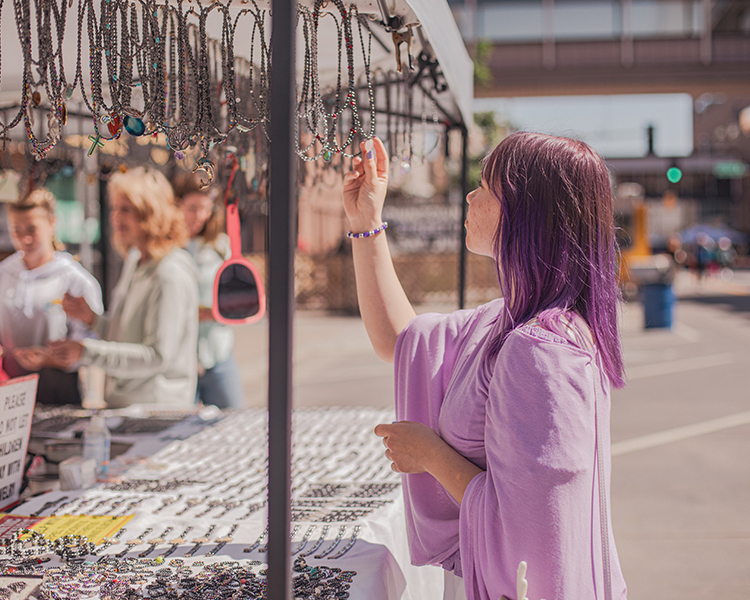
[115, 528, 153, 558]
[55, 495, 99, 516]
[160, 527, 194, 559]
[237, 500, 265, 520]
[303, 483, 349, 498]
[299, 524, 330, 558]
[86, 497, 120, 515]
[94, 526, 128, 555]
[182, 525, 216, 558]
[291, 525, 317, 555]
[113, 496, 150, 517]
[54, 534, 96, 563]
[175, 497, 202, 516]
[32, 496, 69, 517]
[331, 525, 361, 559]
[351, 482, 400, 497]
[293, 556, 358, 597]
[204, 524, 238, 557]
[194, 498, 224, 518]
[242, 526, 268, 554]
[138, 526, 173, 558]
[153, 495, 182, 514]
[215, 500, 241, 518]
[257, 524, 299, 555]
[314, 525, 347, 559]
[322, 508, 373, 522]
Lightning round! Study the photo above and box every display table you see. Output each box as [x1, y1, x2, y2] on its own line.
[4, 407, 442, 599]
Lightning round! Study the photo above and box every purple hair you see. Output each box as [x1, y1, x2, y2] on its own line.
[482, 132, 625, 388]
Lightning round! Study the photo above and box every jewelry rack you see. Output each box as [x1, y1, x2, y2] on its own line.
[0, 0, 455, 190]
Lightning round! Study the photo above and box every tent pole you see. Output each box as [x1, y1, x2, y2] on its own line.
[267, 0, 296, 598]
[458, 125, 468, 309]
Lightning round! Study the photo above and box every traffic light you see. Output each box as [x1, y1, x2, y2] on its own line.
[666, 165, 682, 184]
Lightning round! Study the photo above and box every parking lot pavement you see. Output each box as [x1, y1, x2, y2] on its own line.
[233, 272, 750, 598]
[612, 290, 750, 598]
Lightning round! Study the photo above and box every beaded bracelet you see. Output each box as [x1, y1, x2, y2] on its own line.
[346, 222, 388, 239]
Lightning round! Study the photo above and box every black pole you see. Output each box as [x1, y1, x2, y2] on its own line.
[458, 126, 469, 309]
[646, 124, 655, 156]
[97, 166, 110, 308]
[267, 0, 296, 598]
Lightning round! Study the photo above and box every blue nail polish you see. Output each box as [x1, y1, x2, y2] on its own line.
[367, 150, 374, 160]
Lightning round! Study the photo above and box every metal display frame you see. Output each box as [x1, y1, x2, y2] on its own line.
[265, 1, 471, 597]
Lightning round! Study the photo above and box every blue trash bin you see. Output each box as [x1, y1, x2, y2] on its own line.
[642, 283, 674, 329]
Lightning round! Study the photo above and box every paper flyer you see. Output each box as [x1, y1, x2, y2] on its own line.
[29, 514, 133, 545]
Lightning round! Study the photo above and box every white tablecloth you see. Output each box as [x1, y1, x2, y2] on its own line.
[13, 407, 443, 599]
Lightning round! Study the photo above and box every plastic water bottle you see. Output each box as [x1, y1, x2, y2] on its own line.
[82, 415, 111, 476]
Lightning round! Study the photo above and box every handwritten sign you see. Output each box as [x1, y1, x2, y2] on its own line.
[0, 375, 38, 511]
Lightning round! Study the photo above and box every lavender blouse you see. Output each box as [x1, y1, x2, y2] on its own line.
[394, 299, 627, 600]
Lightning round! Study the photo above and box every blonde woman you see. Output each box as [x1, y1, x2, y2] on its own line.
[0, 189, 102, 405]
[51, 167, 199, 408]
[173, 172, 243, 409]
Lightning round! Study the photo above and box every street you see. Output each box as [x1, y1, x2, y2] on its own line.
[232, 270, 750, 598]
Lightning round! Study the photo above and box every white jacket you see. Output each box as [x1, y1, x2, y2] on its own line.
[0, 251, 103, 377]
[82, 247, 199, 408]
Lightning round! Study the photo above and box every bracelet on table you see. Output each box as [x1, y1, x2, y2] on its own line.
[346, 222, 388, 239]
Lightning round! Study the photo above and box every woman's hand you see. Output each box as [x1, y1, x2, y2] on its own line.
[343, 137, 389, 232]
[62, 293, 96, 326]
[374, 421, 447, 474]
[12, 347, 50, 372]
[375, 420, 484, 504]
[47, 340, 85, 368]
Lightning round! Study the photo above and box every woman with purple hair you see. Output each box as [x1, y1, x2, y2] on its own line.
[343, 132, 627, 600]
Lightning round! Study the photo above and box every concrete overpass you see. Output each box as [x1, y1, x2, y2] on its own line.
[451, 0, 750, 98]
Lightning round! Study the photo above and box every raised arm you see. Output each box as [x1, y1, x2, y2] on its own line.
[343, 137, 416, 363]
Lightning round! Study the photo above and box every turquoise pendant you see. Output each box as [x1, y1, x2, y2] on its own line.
[124, 115, 146, 136]
[323, 149, 332, 161]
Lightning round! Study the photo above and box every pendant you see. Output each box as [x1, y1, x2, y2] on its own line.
[192, 157, 215, 190]
[87, 134, 104, 156]
[31, 91, 42, 107]
[107, 114, 122, 138]
[323, 149, 332, 161]
[47, 114, 61, 140]
[98, 115, 121, 141]
[65, 84, 75, 100]
[123, 115, 145, 136]
[167, 125, 190, 152]
[60, 103, 68, 126]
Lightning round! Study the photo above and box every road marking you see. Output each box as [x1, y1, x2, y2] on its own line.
[673, 323, 701, 342]
[612, 410, 750, 456]
[626, 352, 734, 380]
